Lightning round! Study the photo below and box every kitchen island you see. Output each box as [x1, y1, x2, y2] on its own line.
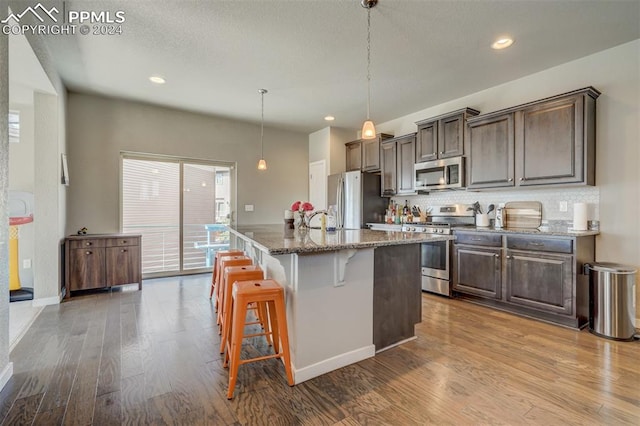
[227, 225, 451, 384]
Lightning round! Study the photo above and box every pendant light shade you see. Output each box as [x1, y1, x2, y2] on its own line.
[361, 0, 377, 140]
[257, 89, 268, 171]
[362, 120, 376, 139]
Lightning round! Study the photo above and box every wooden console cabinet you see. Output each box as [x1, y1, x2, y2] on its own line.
[64, 234, 142, 298]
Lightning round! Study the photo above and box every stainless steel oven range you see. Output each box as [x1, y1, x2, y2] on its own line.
[401, 204, 475, 296]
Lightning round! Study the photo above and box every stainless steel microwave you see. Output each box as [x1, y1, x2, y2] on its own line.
[414, 157, 465, 191]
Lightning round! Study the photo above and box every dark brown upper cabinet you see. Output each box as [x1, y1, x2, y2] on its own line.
[345, 134, 393, 172]
[381, 133, 416, 196]
[415, 108, 479, 162]
[467, 113, 516, 189]
[345, 140, 362, 172]
[467, 87, 599, 190]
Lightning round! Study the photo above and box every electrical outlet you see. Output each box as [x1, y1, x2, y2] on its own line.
[559, 201, 568, 212]
[23, 259, 32, 269]
[244, 204, 254, 212]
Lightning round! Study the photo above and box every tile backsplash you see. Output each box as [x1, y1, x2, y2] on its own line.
[392, 186, 599, 222]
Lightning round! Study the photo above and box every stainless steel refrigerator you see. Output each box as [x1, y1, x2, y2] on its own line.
[327, 171, 387, 229]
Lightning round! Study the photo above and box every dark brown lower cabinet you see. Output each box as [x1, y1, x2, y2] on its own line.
[453, 245, 502, 299]
[373, 243, 421, 351]
[453, 231, 594, 328]
[505, 250, 573, 315]
[65, 234, 142, 298]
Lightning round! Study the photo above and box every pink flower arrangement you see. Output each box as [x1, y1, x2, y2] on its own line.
[291, 201, 314, 213]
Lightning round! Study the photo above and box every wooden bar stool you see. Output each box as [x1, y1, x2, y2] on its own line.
[219, 265, 265, 354]
[216, 256, 252, 328]
[209, 249, 244, 302]
[226, 279, 294, 399]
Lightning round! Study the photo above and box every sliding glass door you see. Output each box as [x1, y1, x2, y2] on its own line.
[121, 154, 235, 277]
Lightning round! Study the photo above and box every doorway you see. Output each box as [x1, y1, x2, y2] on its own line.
[120, 154, 236, 277]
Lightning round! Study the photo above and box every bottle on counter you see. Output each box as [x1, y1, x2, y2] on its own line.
[326, 206, 337, 232]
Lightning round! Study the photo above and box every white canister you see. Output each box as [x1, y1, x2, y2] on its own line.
[476, 214, 490, 227]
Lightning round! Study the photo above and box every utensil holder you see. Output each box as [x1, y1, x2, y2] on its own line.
[476, 214, 490, 227]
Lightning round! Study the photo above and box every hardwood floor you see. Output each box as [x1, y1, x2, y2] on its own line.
[1, 274, 638, 425]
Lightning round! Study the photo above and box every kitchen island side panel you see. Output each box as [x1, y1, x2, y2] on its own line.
[373, 243, 421, 350]
[262, 249, 376, 384]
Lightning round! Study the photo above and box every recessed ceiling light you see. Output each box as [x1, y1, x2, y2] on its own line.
[324, 115, 335, 121]
[149, 75, 166, 84]
[492, 37, 514, 50]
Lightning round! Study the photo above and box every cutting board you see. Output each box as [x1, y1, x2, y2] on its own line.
[504, 201, 542, 229]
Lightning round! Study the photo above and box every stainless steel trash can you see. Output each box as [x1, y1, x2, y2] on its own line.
[586, 262, 637, 341]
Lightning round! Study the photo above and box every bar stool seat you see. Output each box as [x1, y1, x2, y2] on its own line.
[226, 279, 293, 399]
[210, 249, 244, 302]
[219, 265, 265, 354]
[215, 256, 252, 329]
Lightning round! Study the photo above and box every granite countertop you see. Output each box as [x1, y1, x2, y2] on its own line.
[228, 225, 452, 255]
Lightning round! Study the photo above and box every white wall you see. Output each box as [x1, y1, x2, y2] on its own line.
[66, 93, 309, 233]
[328, 127, 352, 175]
[377, 40, 640, 321]
[309, 127, 330, 165]
[33, 92, 62, 300]
[308, 126, 355, 175]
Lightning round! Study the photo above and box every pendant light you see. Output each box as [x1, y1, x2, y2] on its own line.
[361, 0, 377, 140]
[257, 89, 268, 171]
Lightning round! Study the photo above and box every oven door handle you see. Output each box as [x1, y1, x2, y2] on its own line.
[444, 239, 450, 276]
[444, 165, 450, 185]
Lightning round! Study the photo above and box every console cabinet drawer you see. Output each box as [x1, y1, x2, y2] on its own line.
[106, 237, 139, 247]
[68, 239, 106, 249]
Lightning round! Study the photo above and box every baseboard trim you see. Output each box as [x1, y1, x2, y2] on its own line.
[292, 345, 375, 384]
[0, 362, 13, 393]
[32, 294, 61, 307]
[375, 335, 417, 354]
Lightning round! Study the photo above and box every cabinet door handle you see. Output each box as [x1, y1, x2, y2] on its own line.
[508, 178, 513, 182]
[85, 242, 92, 246]
[528, 242, 544, 246]
[121, 249, 127, 253]
[506, 255, 513, 259]
[520, 177, 525, 181]
[471, 238, 484, 241]
[494, 254, 500, 258]
[85, 251, 92, 255]
[432, 152, 436, 156]
[122, 240, 127, 244]
[439, 151, 444, 155]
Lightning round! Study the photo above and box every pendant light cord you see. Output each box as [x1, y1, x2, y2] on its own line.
[260, 91, 265, 158]
[366, 6, 371, 120]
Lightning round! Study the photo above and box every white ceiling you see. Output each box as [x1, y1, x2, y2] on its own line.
[36, 0, 640, 134]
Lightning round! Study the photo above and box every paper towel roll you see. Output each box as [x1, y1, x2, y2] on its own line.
[573, 203, 588, 231]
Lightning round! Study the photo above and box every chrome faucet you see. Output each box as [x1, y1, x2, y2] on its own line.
[305, 210, 327, 227]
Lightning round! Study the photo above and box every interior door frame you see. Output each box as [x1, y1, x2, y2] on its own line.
[119, 151, 237, 278]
